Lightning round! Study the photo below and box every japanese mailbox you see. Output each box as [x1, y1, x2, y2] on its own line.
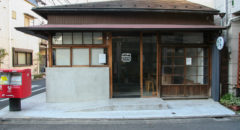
[0, 69, 32, 111]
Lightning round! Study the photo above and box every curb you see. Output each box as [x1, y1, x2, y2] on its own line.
[0, 114, 239, 124]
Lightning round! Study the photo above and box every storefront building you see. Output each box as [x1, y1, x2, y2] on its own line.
[16, 0, 224, 102]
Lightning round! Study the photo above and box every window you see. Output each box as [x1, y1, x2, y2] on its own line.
[73, 32, 82, 44]
[91, 48, 107, 65]
[161, 32, 204, 44]
[12, 10, 16, 20]
[93, 32, 103, 44]
[24, 14, 34, 26]
[52, 32, 103, 45]
[62, 33, 72, 44]
[52, 32, 108, 67]
[83, 32, 93, 44]
[72, 48, 89, 65]
[13, 48, 32, 66]
[52, 48, 70, 66]
[161, 48, 209, 85]
[52, 33, 62, 44]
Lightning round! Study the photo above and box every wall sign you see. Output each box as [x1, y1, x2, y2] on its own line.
[216, 36, 224, 50]
[121, 53, 131, 63]
[99, 54, 106, 64]
[186, 58, 192, 65]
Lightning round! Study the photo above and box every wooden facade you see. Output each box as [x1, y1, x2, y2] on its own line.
[48, 13, 214, 25]
[46, 31, 215, 98]
[16, 0, 223, 100]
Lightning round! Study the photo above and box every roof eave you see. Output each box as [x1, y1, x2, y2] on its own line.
[32, 8, 220, 19]
[15, 25, 225, 40]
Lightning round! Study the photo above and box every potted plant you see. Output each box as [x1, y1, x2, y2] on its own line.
[220, 93, 240, 111]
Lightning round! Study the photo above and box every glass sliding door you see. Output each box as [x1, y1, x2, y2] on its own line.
[112, 33, 140, 98]
[161, 47, 209, 97]
[142, 33, 158, 97]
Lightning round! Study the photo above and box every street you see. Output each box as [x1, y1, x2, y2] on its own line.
[0, 78, 46, 110]
[0, 117, 239, 130]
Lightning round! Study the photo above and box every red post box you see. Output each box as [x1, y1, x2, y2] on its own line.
[0, 69, 32, 111]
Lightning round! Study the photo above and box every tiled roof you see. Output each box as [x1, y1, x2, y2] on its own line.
[33, 0, 219, 19]
[45, 0, 214, 10]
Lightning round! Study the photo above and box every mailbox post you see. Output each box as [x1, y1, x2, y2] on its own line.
[0, 69, 32, 111]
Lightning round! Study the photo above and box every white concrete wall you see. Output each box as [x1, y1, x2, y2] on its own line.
[227, 21, 240, 94]
[0, 0, 46, 74]
[46, 67, 110, 102]
[231, 0, 240, 13]
[0, 0, 10, 68]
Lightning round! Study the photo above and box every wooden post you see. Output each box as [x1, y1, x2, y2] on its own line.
[237, 33, 240, 88]
[156, 32, 160, 96]
[48, 35, 52, 67]
[140, 32, 143, 97]
[108, 32, 113, 98]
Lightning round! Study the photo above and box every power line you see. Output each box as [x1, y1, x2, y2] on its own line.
[50, 0, 55, 5]
[56, 0, 63, 5]
[63, 0, 70, 4]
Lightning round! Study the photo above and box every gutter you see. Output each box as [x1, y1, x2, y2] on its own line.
[226, 16, 240, 28]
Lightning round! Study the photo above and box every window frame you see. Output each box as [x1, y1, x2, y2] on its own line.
[161, 46, 210, 86]
[52, 32, 105, 45]
[24, 14, 34, 27]
[12, 48, 33, 67]
[51, 32, 108, 67]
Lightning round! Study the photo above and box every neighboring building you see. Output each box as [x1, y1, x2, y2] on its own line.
[214, 0, 240, 96]
[0, 0, 47, 75]
[17, 0, 224, 102]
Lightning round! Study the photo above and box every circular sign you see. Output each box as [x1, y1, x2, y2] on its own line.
[216, 36, 224, 50]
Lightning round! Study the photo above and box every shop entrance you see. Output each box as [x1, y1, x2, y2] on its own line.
[112, 33, 159, 98]
[112, 34, 140, 97]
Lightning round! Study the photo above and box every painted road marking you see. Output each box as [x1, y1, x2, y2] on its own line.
[32, 85, 41, 88]
[0, 99, 8, 102]
[32, 88, 45, 93]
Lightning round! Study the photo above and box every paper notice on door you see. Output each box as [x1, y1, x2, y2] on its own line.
[186, 58, 192, 65]
[99, 54, 106, 64]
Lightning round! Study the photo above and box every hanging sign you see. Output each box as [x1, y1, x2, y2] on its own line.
[121, 53, 131, 63]
[216, 36, 224, 50]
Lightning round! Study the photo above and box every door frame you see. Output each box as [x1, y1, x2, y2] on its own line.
[109, 32, 160, 98]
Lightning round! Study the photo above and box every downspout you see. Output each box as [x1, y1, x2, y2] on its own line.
[226, 16, 240, 28]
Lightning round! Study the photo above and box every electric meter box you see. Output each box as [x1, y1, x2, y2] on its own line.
[0, 69, 31, 98]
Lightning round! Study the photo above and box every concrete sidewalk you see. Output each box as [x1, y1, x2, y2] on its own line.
[0, 93, 237, 120]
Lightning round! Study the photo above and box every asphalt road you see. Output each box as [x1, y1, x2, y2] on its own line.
[0, 117, 239, 130]
[0, 78, 46, 110]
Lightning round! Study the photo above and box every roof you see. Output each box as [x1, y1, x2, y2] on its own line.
[16, 24, 225, 40]
[33, 0, 219, 19]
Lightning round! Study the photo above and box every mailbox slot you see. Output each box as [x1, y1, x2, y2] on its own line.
[10, 73, 22, 86]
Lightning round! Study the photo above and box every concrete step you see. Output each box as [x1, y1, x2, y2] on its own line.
[80, 98, 169, 112]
